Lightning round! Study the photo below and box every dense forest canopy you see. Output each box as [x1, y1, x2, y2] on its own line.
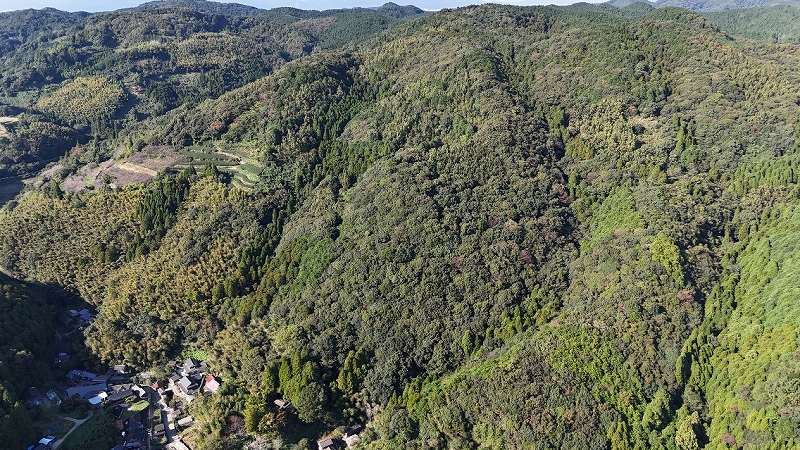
[2, 0, 800, 449]
[0, 0, 423, 178]
[608, 0, 800, 12]
[0, 274, 58, 449]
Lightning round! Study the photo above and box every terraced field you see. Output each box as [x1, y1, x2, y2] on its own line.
[177, 143, 262, 190]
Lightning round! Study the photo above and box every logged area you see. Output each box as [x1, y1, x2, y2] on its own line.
[1, 0, 800, 449]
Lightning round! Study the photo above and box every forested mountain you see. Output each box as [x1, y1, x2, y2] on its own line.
[657, 0, 800, 11]
[609, 1, 800, 44]
[609, 0, 800, 11]
[0, 1, 423, 178]
[131, 0, 265, 15]
[1, 1, 800, 449]
[705, 4, 800, 41]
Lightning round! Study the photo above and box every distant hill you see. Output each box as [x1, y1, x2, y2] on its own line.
[132, 0, 264, 15]
[657, 0, 800, 11]
[607, 0, 800, 37]
[371, 2, 426, 18]
[132, 0, 424, 18]
[706, 4, 800, 41]
[607, 0, 654, 8]
[607, 0, 800, 11]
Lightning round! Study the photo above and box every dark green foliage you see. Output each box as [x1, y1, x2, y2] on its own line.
[2, 2, 800, 449]
[0, 114, 77, 177]
[60, 409, 119, 450]
[130, 168, 193, 256]
[0, 275, 57, 448]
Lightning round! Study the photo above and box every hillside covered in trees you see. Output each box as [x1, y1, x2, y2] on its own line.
[0, 0, 422, 178]
[0, 274, 59, 449]
[609, 0, 800, 12]
[2, 1, 800, 449]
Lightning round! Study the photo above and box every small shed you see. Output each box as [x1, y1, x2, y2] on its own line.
[203, 375, 220, 393]
[177, 416, 194, 427]
[38, 436, 57, 446]
[88, 391, 108, 406]
[317, 437, 340, 450]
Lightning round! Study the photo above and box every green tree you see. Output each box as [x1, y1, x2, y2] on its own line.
[642, 388, 670, 431]
[295, 382, 326, 423]
[675, 411, 700, 450]
[650, 232, 684, 285]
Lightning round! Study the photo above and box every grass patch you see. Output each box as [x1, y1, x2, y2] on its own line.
[120, 400, 150, 421]
[129, 400, 150, 412]
[32, 410, 74, 439]
[60, 410, 119, 450]
[185, 348, 209, 361]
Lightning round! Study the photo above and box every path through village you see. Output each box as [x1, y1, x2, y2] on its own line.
[52, 411, 93, 449]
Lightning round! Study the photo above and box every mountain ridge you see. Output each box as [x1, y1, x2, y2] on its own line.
[1, 1, 799, 449]
[607, 0, 800, 11]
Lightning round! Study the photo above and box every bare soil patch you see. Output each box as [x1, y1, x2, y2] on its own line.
[62, 146, 182, 192]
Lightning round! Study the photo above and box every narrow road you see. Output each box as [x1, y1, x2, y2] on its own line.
[146, 387, 157, 450]
[152, 386, 178, 444]
[52, 411, 93, 449]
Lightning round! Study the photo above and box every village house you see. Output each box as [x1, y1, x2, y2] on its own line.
[76, 308, 93, 322]
[46, 389, 61, 406]
[177, 416, 193, 428]
[26, 444, 51, 450]
[63, 308, 95, 328]
[154, 423, 166, 439]
[88, 391, 108, 406]
[168, 440, 191, 450]
[132, 384, 147, 398]
[27, 435, 56, 450]
[169, 374, 200, 402]
[163, 358, 219, 404]
[344, 434, 361, 449]
[343, 426, 362, 449]
[107, 387, 135, 404]
[66, 369, 100, 383]
[26, 388, 49, 408]
[180, 358, 206, 377]
[203, 374, 220, 393]
[108, 365, 132, 385]
[317, 437, 343, 450]
[65, 380, 107, 400]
